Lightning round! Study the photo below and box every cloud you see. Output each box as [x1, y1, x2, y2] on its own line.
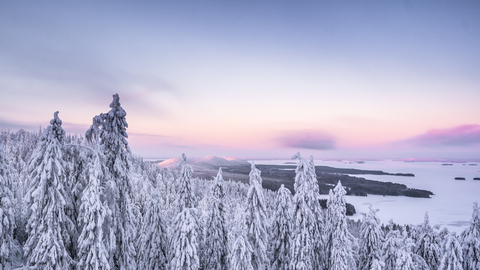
[277, 130, 336, 150]
[402, 124, 480, 147]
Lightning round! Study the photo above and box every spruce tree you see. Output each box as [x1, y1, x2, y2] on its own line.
[359, 205, 384, 270]
[175, 153, 196, 212]
[170, 154, 199, 270]
[76, 152, 110, 270]
[416, 212, 441, 270]
[229, 209, 253, 270]
[383, 228, 402, 270]
[86, 94, 136, 269]
[461, 202, 480, 270]
[439, 232, 464, 270]
[327, 181, 356, 270]
[204, 168, 228, 270]
[269, 184, 292, 270]
[306, 155, 325, 269]
[290, 152, 315, 270]
[137, 190, 168, 270]
[245, 163, 268, 270]
[24, 111, 73, 269]
[0, 147, 15, 269]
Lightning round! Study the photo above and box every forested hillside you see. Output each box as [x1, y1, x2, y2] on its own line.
[0, 94, 479, 270]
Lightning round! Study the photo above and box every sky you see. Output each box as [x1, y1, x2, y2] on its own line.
[1, 1, 479, 160]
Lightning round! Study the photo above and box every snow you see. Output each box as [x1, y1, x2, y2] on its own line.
[253, 159, 480, 233]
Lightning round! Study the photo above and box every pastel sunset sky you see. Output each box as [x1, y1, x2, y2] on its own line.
[1, 1, 479, 160]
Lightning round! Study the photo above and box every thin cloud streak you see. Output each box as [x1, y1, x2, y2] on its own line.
[277, 130, 336, 150]
[400, 124, 480, 147]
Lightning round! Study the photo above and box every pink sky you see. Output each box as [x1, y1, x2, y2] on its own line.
[1, 1, 479, 160]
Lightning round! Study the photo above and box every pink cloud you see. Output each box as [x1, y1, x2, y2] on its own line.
[277, 130, 336, 150]
[402, 124, 480, 147]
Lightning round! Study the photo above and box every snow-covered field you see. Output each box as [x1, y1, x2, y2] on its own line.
[254, 159, 480, 233]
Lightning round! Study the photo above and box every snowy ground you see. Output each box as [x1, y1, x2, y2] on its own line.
[253, 159, 480, 233]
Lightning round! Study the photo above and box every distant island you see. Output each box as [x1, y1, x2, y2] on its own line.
[168, 156, 434, 199]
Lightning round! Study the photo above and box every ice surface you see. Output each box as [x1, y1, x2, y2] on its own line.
[253, 159, 480, 233]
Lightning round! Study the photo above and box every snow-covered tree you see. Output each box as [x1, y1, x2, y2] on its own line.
[176, 153, 196, 212]
[359, 205, 384, 270]
[23, 111, 74, 269]
[230, 236, 254, 270]
[370, 258, 385, 270]
[439, 232, 464, 270]
[0, 147, 15, 269]
[170, 208, 200, 270]
[461, 202, 480, 270]
[86, 94, 136, 269]
[290, 153, 315, 270]
[395, 235, 415, 270]
[137, 190, 168, 270]
[245, 163, 268, 270]
[416, 212, 442, 270]
[204, 168, 228, 270]
[229, 209, 253, 270]
[383, 229, 402, 270]
[170, 154, 199, 270]
[76, 152, 110, 270]
[269, 184, 292, 270]
[306, 155, 325, 268]
[327, 181, 356, 270]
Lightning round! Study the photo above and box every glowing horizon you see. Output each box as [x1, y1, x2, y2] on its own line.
[1, 1, 479, 160]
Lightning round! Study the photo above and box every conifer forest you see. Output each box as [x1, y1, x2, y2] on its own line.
[0, 94, 479, 270]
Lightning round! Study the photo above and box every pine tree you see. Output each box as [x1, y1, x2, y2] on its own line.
[359, 205, 384, 270]
[76, 152, 110, 270]
[416, 212, 442, 270]
[137, 190, 168, 270]
[269, 184, 292, 270]
[461, 202, 480, 270]
[327, 181, 356, 270]
[86, 94, 136, 269]
[204, 168, 228, 270]
[290, 153, 315, 270]
[245, 163, 268, 270]
[170, 154, 199, 270]
[0, 147, 15, 270]
[24, 111, 74, 269]
[439, 232, 464, 270]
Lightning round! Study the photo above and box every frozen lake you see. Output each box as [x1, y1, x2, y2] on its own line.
[253, 159, 480, 233]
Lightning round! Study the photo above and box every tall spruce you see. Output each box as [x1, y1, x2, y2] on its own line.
[76, 151, 110, 270]
[439, 232, 464, 270]
[269, 184, 292, 270]
[229, 209, 253, 270]
[170, 154, 199, 270]
[0, 147, 15, 269]
[306, 156, 325, 268]
[245, 163, 268, 270]
[86, 94, 136, 269]
[416, 212, 442, 270]
[24, 112, 73, 269]
[204, 168, 228, 270]
[290, 152, 315, 270]
[137, 189, 168, 270]
[461, 202, 480, 270]
[359, 205, 384, 270]
[327, 181, 356, 270]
